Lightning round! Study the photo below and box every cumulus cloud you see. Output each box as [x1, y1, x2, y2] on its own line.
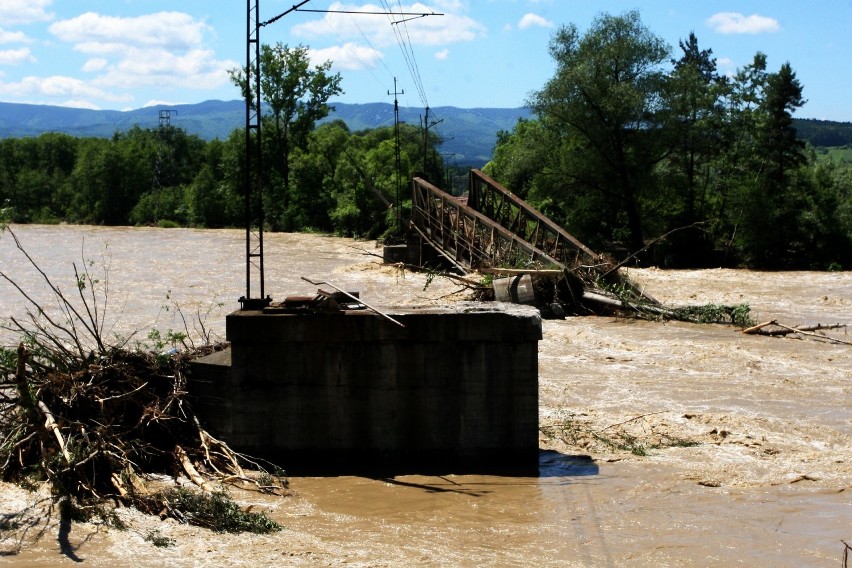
[49, 11, 208, 51]
[435, 48, 450, 60]
[518, 13, 553, 30]
[0, 0, 54, 26]
[41, 11, 237, 102]
[292, 1, 486, 47]
[141, 99, 186, 108]
[706, 12, 781, 34]
[81, 58, 108, 72]
[715, 56, 737, 78]
[0, 47, 34, 65]
[309, 42, 384, 71]
[58, 99, 102, 110]
[0, 74, 129, 102]
[0, 28, 29, 44]
[95, 48, 238, 91]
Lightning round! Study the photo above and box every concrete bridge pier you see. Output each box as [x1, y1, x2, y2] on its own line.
[190, 303, 541, 475]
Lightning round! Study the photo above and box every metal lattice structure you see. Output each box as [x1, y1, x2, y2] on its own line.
[410, 171, 603, 275]
[467, 169, 599, 266]
[411, 177, 564, 273]
[241, 0, 267, 309]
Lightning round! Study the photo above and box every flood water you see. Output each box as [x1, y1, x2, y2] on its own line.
[1, 224, 851, 567]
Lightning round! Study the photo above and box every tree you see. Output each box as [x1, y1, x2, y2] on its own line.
[529, 10, 671, 253]
[230, 43, 343, 230]
[761, 62, 807, 187]
[717, 56, 811, 266]
[656, 32, 727, 263]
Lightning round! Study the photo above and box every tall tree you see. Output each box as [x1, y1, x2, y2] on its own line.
[530, 10, 671, 253]
[666, 32, 724, 221]
[658, 32, 727, 263]
[230, 43, 343, 230]
[761, 62, 807, 186]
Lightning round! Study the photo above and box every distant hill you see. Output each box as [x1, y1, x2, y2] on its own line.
[1, 99, 848, 166]
[0, 100, 532, 167]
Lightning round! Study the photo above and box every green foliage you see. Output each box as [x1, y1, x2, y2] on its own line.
[230, 43, 344, 231]
[149, 488, 282, 534]
[670, 303, 754, 327]
[488, 10, 852, 269]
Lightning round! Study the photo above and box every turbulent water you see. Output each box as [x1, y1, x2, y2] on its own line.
[1, 224, 850, 567]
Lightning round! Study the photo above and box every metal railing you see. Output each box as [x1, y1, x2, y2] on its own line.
[410, 177, 563, 273]
[467, 169, 599, 266]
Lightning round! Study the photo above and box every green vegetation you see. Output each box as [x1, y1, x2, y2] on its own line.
[135, 489, 281, 534]
[485, 11, 852, 270]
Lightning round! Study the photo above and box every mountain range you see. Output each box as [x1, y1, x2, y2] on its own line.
[1, 100, 850, 167]
[0, 100, 533, 167]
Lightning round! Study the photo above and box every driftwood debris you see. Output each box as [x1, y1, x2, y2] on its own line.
[1, 224, 286, 533]
[743, 320, 850, 344]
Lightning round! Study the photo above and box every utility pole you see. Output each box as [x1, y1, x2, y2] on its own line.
[153, 109, 177, 223]
[389, 77, 404, 237]
[242, 2, 441, 306]
[421, 106, 442, 183]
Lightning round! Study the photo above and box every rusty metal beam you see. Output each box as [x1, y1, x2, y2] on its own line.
[410, 177, 565, 272]
[467, 169, 599, 264]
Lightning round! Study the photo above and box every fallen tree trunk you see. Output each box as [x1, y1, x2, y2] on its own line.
[742, 320, 850, 345]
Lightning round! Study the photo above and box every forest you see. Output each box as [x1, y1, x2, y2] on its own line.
[1, 11, 850, 269]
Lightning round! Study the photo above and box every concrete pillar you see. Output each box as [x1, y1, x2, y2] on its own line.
[190, 303, 541, 474]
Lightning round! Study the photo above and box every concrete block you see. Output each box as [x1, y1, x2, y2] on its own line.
[190, 302, 541, 474]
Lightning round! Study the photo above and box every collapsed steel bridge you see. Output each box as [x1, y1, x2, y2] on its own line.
[410, 169, 603, 275]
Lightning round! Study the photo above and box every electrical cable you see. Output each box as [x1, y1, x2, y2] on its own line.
[378, 0, 429, 108]
[317, 11, 391, 93]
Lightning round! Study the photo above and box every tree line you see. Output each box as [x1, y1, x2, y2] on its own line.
[484, 11, 851, 270]
[0, 123, 438, 238]
[0, 43, 445, 240]
[1, 13, 851, 269]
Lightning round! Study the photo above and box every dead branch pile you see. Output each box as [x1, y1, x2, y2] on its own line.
[0, 225, 284, 532]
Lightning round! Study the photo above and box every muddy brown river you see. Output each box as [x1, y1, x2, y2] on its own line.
[1, 225, 850, 567]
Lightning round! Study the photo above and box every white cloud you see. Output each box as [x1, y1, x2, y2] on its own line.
[0, 0, 54, 26]
[292, 2, 485, 47]
[0, 47, 33, 65]
[94, 48, 238, 91]
[0, 74, 129, 102]
[518, 13, 553, 30]
[38, 11, 237, 102]
[716, 56, 737, 78]
[435, 48, 450, 60]
[706, 12, 781, 34]
[59, 99, 101, 110]
[82, 58, 108, 72]
[49, 12, 208, 51]
[432, 0, 464, 10]
[309, 43, 384, 71]
[141, 99, 187, 108]
[0, 28, 29, 44]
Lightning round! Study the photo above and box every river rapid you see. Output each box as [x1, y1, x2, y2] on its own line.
[1, 224, 850, 567]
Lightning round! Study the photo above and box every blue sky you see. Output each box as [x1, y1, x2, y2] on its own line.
[0, 1, 849, 120]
